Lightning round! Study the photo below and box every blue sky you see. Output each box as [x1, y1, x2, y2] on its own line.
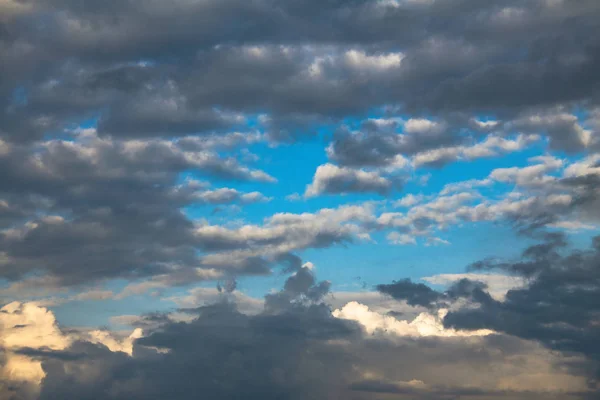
[42, 122, 599, 328]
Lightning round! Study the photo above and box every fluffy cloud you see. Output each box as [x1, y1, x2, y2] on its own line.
[333, 301, 493, 337]
[305, 164, 395, 197]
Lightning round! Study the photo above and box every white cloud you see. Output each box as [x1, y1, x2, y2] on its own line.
[0, 302, 71, 386]
[387, 232, 417, 245]
[394, 193, 424, 207]
[285, 192, 302, 201]
[425, 237, 450, 246]
[0, 301, 142, 390]
[403, 118, 444, 135]
[413, 134, 539, 167]
[440, 178, 492, 195]
[490, 155, 563, 186]
[88, 328, 143, 356]
[333, 301, 494, 337]
[305, 163, 392, 197]
[563, 154, 600, 178]
[548, 220, 597, 231]
[345, 50, 404, 70]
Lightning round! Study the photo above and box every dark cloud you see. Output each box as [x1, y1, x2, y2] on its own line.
[0, 270, 586, 400]
[376, 278, 443, 308]
[443, 233, 600, 386]
[36, 272, 361, 400]
[0, 133, 275, 285]
[1, 0, 599, 147]
[370, 232, 600, 391]
[264, 266, 331, 313]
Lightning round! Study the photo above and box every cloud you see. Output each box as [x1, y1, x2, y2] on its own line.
[326, 118, 456, 168]
[442, 234, 600, 383]
[344, 50, 404, 71]
[0, 302, 71, 388]
[0, 130, 278, 286]
[393, 193, 424, 207]
[333, 301, 493, 338]
[0, 270, 592, 400]
[167, 287, 264, 316]
[328, 116, 542, 171]
[305, 164, 395, 197]
[192, 204, 375, 274]
[376, 278, 443, 308]
[412, 134, 540, 168]
[422, 273, 526, 301]
[1, 0, 599, 148]
[386, 232, 417, 245]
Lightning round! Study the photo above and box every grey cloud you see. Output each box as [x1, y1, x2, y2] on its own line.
[1, 0, 599, 147]
[0, 270, 589, 400]
[0, 132, 276, 285]
[36, 271, 361, 400]
[443, 233, 600, 385]
[376, 278, 442, 308]
[327, 116, 544, 171]
[264, 266, 331, 313]
[327, 118, 461, 168]
[349, 379, 582, 399]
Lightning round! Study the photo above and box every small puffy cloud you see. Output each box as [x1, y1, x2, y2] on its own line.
[87, 329, 143, 356]
[344, 50, 404, 71]
[425, 237, 450, 246]
[285, 192, 302, 202]
[194, 188, 271, 205]
[305, 163, 394, 197]
[440, 178, 493, 195]
[386, 232, 416, 245]
[490, 155, 564, 186]
[413, 134, 539, 168]
[394, 193, 424, 207]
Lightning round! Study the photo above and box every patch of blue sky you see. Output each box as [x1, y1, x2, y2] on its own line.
[302, 222, 532, 290]
[41, 116, 100, 142]
[54, 291, 176, 329]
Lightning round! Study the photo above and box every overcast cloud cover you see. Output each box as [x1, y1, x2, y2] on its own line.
[1, 0, 600, 399]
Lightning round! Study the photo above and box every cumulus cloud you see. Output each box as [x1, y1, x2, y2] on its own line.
[305, 164, 396, 197]
[0, 302, 71, 387]
[333, 301, 493, 338]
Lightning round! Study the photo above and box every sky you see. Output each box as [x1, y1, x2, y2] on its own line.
[1, 0, 600, 399]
